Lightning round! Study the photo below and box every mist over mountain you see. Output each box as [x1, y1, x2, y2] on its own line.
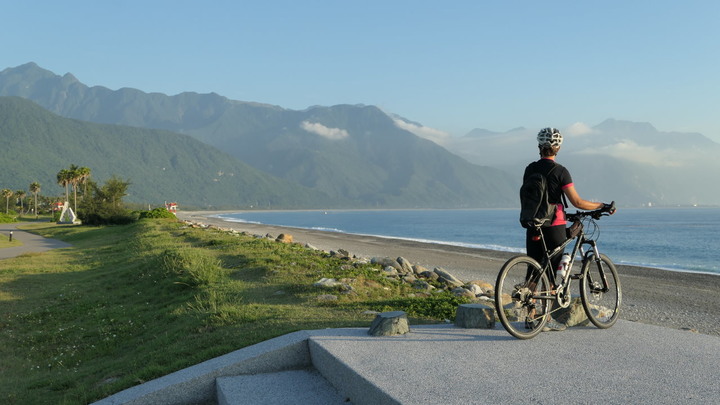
[439, 121, 720, 206]
[0, 63, 516, 208]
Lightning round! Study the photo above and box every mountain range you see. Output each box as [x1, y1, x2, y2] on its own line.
[1, 62, 718, 208]
[0, 63, 516, 208]
[0, 97, 328, 209]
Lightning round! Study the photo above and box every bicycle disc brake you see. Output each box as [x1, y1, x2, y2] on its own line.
[512, 284, 533, 303]
[589, 281, 605, 299]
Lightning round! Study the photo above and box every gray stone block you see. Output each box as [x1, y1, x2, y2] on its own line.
[454, 303, 495, 329]
[368, 311, 409, 336]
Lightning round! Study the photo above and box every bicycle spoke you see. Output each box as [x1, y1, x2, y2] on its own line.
[580, 254, 621, 328]
[495, 256, 552, 339]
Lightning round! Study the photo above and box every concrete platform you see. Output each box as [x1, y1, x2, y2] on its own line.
[94, 321, 720, 404]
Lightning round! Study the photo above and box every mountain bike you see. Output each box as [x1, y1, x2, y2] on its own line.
[495, 203, 620, 339]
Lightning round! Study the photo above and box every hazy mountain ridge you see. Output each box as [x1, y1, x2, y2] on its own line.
[0, 62, 281, 131]
[0, 63, 517, 208]
[444, 121, 720, 206]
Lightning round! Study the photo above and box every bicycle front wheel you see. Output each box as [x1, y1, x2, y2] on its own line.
[580, 253, 621, 329]
[495, 255, 552, 339]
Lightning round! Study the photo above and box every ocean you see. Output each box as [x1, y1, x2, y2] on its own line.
[212, 208, 720, 276]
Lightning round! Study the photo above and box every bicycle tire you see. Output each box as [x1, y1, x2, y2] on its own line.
[495, 255, 552, 339]
[580, 253, 621, 329]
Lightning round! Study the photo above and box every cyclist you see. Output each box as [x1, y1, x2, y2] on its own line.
[524, 127, 614, 331]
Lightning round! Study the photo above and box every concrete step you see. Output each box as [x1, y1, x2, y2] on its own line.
[216, 368, 352, 405]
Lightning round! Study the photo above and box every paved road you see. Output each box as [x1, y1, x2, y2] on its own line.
[0, 222, 71, 260]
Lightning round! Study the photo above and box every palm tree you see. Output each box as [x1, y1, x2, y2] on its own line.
[67, 164, 81, 213]
[57, 169, 71, 204]
[77, 166, 91, 202]
[15, 190, 26, 215]
[63, 164, 91, 214]
[1, 189, 13, 214]
[30, 182, 41, 218]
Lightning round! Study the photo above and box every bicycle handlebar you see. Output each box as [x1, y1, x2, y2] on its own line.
[567, 201, 616, 222]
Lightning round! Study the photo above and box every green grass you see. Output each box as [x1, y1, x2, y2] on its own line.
[0, 219, 459, 404]
[0, 236, 22, 248]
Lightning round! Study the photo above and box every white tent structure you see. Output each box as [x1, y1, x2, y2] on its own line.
[57, 201, 80, 224]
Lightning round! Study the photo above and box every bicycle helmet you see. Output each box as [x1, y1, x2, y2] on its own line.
[537, 127, 563, 147]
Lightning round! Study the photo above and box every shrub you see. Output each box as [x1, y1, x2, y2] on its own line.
[77, 176, 137, 226]
[138, 207, 176, 219]
[365, 294, 470, 320]
[0, 211, 17, 223]
[80, 211, 138, 226]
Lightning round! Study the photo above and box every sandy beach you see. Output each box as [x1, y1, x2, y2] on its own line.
[177, 211, 720, 337]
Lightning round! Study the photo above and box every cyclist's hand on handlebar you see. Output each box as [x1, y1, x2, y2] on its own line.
[602, 201, 616, 215]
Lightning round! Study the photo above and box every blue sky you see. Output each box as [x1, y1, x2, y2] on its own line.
[2, 1, 719, 141]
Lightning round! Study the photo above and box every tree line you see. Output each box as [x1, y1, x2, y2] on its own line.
[2, 164, 138, 225]
[1, 182, 41, 217]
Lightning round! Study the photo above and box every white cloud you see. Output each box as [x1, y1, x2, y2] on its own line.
[393, 118, 451, 145]
[565, 122, 595, 137]
[300, 121, 349, 140]
[577, 140, 683, 167]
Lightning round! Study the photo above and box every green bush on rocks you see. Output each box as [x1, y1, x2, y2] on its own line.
[138, 207, 177, 219]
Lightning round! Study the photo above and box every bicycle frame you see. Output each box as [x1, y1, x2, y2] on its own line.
[530, 220, 610, 309]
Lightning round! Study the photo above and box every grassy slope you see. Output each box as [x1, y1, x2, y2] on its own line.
[0, 219, 463, 404]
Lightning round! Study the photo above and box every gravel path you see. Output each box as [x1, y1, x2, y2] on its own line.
[178, 211, 720, 337]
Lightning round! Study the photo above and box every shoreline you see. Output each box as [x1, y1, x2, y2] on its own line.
[214, 217, 720, 278]
[177, 211, 720, 337]
[195, 209, 720, 277]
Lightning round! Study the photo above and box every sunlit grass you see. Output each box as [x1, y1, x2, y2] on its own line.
[0, 234, 22, 248]
[0, 219, 457, 404]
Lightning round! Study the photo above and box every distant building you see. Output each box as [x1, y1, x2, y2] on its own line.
[165, 202, 178, 213]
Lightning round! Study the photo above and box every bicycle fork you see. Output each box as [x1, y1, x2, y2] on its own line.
[582, 240, 611, 294]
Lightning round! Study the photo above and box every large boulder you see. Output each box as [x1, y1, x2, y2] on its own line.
[554, 297, 591, 327]
[412, 264, 429, 276]
[371, 257, 402, 271]
[433, 267, 464, 288]
[397, 257, 414, 274]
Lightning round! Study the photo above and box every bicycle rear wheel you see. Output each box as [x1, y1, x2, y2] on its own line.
[495, 255, 552, 339]
[580, 253, 621, 328]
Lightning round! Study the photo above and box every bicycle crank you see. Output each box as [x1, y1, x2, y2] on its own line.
[556, 286, 572, 308]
